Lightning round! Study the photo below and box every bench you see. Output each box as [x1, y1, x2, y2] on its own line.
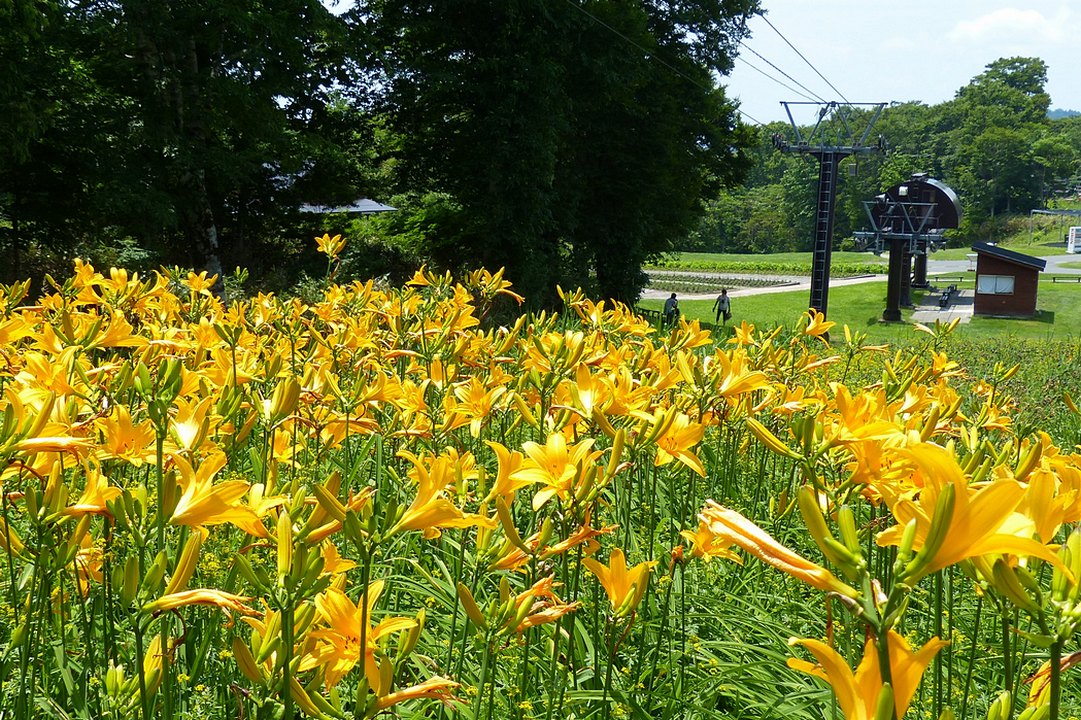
[938, 284, 957, 309]
[635, 306, 663, 321]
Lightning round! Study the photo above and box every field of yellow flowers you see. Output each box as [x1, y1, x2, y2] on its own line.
[1, 237, 1080, 720]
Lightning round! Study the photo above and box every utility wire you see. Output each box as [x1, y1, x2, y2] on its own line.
[761, 14, 853, 107]
[559, 0, 765, 126]
[738, 40, 829, 104]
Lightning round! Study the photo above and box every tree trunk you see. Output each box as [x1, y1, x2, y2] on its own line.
[179, 168, 225, 299]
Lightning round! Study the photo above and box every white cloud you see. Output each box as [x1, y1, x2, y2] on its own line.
[947, 7, 1073, 44]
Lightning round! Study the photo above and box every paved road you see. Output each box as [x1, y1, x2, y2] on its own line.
[641, 253, 1081, 301]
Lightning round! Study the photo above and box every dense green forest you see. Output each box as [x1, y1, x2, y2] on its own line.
[2, 2, 1079, 303]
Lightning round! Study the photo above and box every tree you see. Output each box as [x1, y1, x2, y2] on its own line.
[1, 1, 361, 290]
[361, 0, 757, 304]
[938, 57, 1052, 222]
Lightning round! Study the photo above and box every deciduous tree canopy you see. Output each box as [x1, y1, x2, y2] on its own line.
[1, 0, 759, 303]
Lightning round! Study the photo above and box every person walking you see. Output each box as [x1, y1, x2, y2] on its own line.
[663, 293, 679, 325]
[713, 288, 731, 325]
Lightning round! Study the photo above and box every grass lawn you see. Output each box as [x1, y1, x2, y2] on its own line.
[640, 276, 1081, 344]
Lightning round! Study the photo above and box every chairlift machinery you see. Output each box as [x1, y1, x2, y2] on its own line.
[853, 174, 962, 321]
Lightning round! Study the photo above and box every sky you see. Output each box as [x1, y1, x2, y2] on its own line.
[723, 1, 1080, 127]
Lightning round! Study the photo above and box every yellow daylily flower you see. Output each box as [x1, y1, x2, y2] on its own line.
[482, 440, 535, 505]
[315, 233, 346, 260]
[96, 405, 157, 466]
[653, 411, 706, 477]
[788, 630, 946, 720]
[144, 589, 261, 617]
[388, 451, 494, 539]
[184, 270, 217, 297]
[449, 376, 505, 438]
[876, 443, 1065, 580]
[168, 395, 215, 454]
[518, 433, 602, 511]
[306, 581, 416, 689]
[169, 451, 260, 535]
[582, 548, 656, 617]
[372, 676, 460, 714]
[803, 309, 835, 341]
[727, 320, 757, 346]
[699, 500, 858, 598]
[321, 540, 357, 576]
[711, 348, 770, 400]
[680, 520, 742, 563]
[64, 461, 122, 517]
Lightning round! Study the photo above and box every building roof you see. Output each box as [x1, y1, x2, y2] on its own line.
[971, 242, 1046, 271]
[298, 198, 397, 215]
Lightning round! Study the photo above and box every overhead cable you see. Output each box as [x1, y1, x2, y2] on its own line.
[736, 55, 820, 104]
[738, 41, 829, 103]
[761, 14, 853, 107]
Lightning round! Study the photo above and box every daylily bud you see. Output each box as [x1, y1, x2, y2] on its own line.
[536, 518, 554, 549]
[165, 534, 202, 595]
[836, 506, 861, 555]
[873, 683, 895, 720]
[605, 428, 626, 480]
[256, 614, 281, 664]
[1018, 705, 1050, 720]
[134, 363, 152, 397]
[901, 483, 955, 582]
[894, 519, 919, 572]
[141, 551, 168, 594]
[991, 559, 1042, 615]
[121, 555, 141, 605]
[920, 404, 942, 441]
[1013, 441, 1042, 483]
[295, 603, 318, 637]
[456, 582, 487, 629]
[105, 662, 125, 697]
[745, 418, 802, 460]
[277, 510, 293, 579]
[269, 377, 301, 425]
[511, 392, 539, 428]
[986, 690, 1012, 720]
[312, 483, 347, 524]
[232, 636, 264, 684]
[398, 608, 424, 659]
[797, 486, 850, 571]
[288, 675, 323, 718]
[496, 498, 530, 554]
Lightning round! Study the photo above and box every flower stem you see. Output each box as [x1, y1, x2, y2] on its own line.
[1050, 638, 1062, 720]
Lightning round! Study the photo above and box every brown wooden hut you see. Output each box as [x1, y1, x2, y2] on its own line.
[971, 242, 1045, 317]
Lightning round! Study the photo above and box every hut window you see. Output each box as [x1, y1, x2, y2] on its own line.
[976, 274, 1014, 295]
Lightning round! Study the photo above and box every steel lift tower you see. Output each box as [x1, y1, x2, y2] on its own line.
[773, 101, 885, 318]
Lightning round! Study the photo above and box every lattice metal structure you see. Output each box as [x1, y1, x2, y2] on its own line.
[853, 174, 962, 321]
[773, 101, 886, 318]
